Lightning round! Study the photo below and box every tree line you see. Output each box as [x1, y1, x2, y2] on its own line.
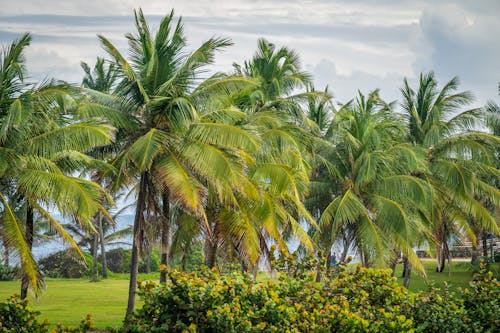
[0, 9, 498, 319]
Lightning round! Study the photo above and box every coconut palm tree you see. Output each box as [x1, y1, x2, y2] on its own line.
[81, 57, 118, 94]
[96, 9, 258, 317]
[80, 57, 123, 279]
[0, 34, 115, 298]
[318, 90, 431, 272]
[401, 72, 500, 272]
[200, 39, 320, 269]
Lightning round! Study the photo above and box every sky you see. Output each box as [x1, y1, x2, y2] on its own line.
[1, 0, 499, 108]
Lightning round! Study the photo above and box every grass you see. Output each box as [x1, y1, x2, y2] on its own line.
[395, 259, 473, 292]
[0, 261, 477, 330]
[0, 273, 158, 330]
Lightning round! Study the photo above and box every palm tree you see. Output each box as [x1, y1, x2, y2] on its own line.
[401, 72, 500, 272]
[80, 57, 122, 279]
[81, 57, 118, 94]
[203, 39, 320, 269]
[0, 34, 115, 298]
[318, 90, 431, 273]
[96, 9, 258, 317]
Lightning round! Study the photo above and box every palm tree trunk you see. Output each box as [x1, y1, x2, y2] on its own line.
[390, 249, 399, 277]
[325, 251, 332, 270]
[160, 190, 170, 283]
[91, 235, 99, 282]
[315, 251, 323, 283]
[402, 256, 411, 288]
[181, 246, 189, 271]
[97, 212, 108, 279]
[436, 242, 445, 273]
[205, 238, 218, 268]
[471, 229, 481, 265]
[2, 246, 9, 267]
[436, 227, 446, 273]
[145, 246, 151, 273]
[20, 205, 34, 300]
[482, 232, 488, 257]
[204, 210, 218, 268]
[339, 232, 351, 262]
[125, 173, 147, 319]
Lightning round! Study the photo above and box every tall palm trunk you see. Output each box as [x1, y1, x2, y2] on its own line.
[390, 249, 400, 277]
[20, 205, 34, 300]
[204, 209, 218, 268]
[181, 246, 189, 271]
[205, 238, 218, 268]
[91, 235, 99, 282]
[471, 229, 481, 265]
[482, 231, 488, 257]
[339, 232, 351, 262]
[402, 256, 411, 288]
[315, 250, 323, 282]
[160, 190, 170, 283]
[125, 173, 147, 319]
[2, 246, 9, 267]
[97, 212, 108, 278]
[435, 225, 447, 273]
[145, 245, 151, 273]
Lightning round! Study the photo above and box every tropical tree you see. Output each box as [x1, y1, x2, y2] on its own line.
[202, 39, 320, 269]
[0, 34, 115, 298]
[317, 90, 431, 275]
[96, 9, 258, 317]
[401, 72, 500, 272]
[80, 57, 122, 279]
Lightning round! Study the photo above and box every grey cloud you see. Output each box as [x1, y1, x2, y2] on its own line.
[307, 59, 403, 104]
[411, 4, 500, 105]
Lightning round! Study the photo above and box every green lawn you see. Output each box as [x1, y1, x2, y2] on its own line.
[0, 273, 158, 330]
[395, 260, 473, 292]
[0, 262, 476, 330]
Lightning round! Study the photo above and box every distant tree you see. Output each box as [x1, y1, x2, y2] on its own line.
[401, 72, 500, 272]
[0, 33, 115, 298]
[317, 90, 430, 275]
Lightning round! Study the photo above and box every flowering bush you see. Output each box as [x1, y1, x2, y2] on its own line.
[0, 295, 94, 333]
[122, 262, 500, 333]
[0, 295, 49, 333]
[461, 264, 500, 332]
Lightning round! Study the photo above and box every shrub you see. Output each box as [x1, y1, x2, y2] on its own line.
[411, 285, 469, 333]
[104, 248, 131, 273]
[0, 260, 17, 281]
[461, 264, 500, 332]
[38, 250, 89, 278]
[123, 266, 415, 333]
[103, 248, 160, 273]
[51, 314, 95, 333]
[0, 295, 94, 333]
[0, 295, 49, 333]
[122, 262, 500, 333]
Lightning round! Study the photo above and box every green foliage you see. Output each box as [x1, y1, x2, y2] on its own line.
[0, 295, 94, 333]
[411, 285, 469, 333]
[0, 294, 49, 332]
[461, 264, 500, 332]
[38, 250, 90, 278]
[122, 264, 500, 333]
[102, 248, 130, 273]
[168, 240, 206, 272]
[104, 248, 160, 273]
[51, 314, 94, 333]
[0, 261, 17, 281]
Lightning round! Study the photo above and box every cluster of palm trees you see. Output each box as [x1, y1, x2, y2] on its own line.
[0, 9, 498, 318]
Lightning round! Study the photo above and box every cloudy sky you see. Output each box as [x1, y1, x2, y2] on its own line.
[1, 0, 499, 107]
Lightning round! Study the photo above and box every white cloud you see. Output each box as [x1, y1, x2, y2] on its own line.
[1, 0, 498, 105]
